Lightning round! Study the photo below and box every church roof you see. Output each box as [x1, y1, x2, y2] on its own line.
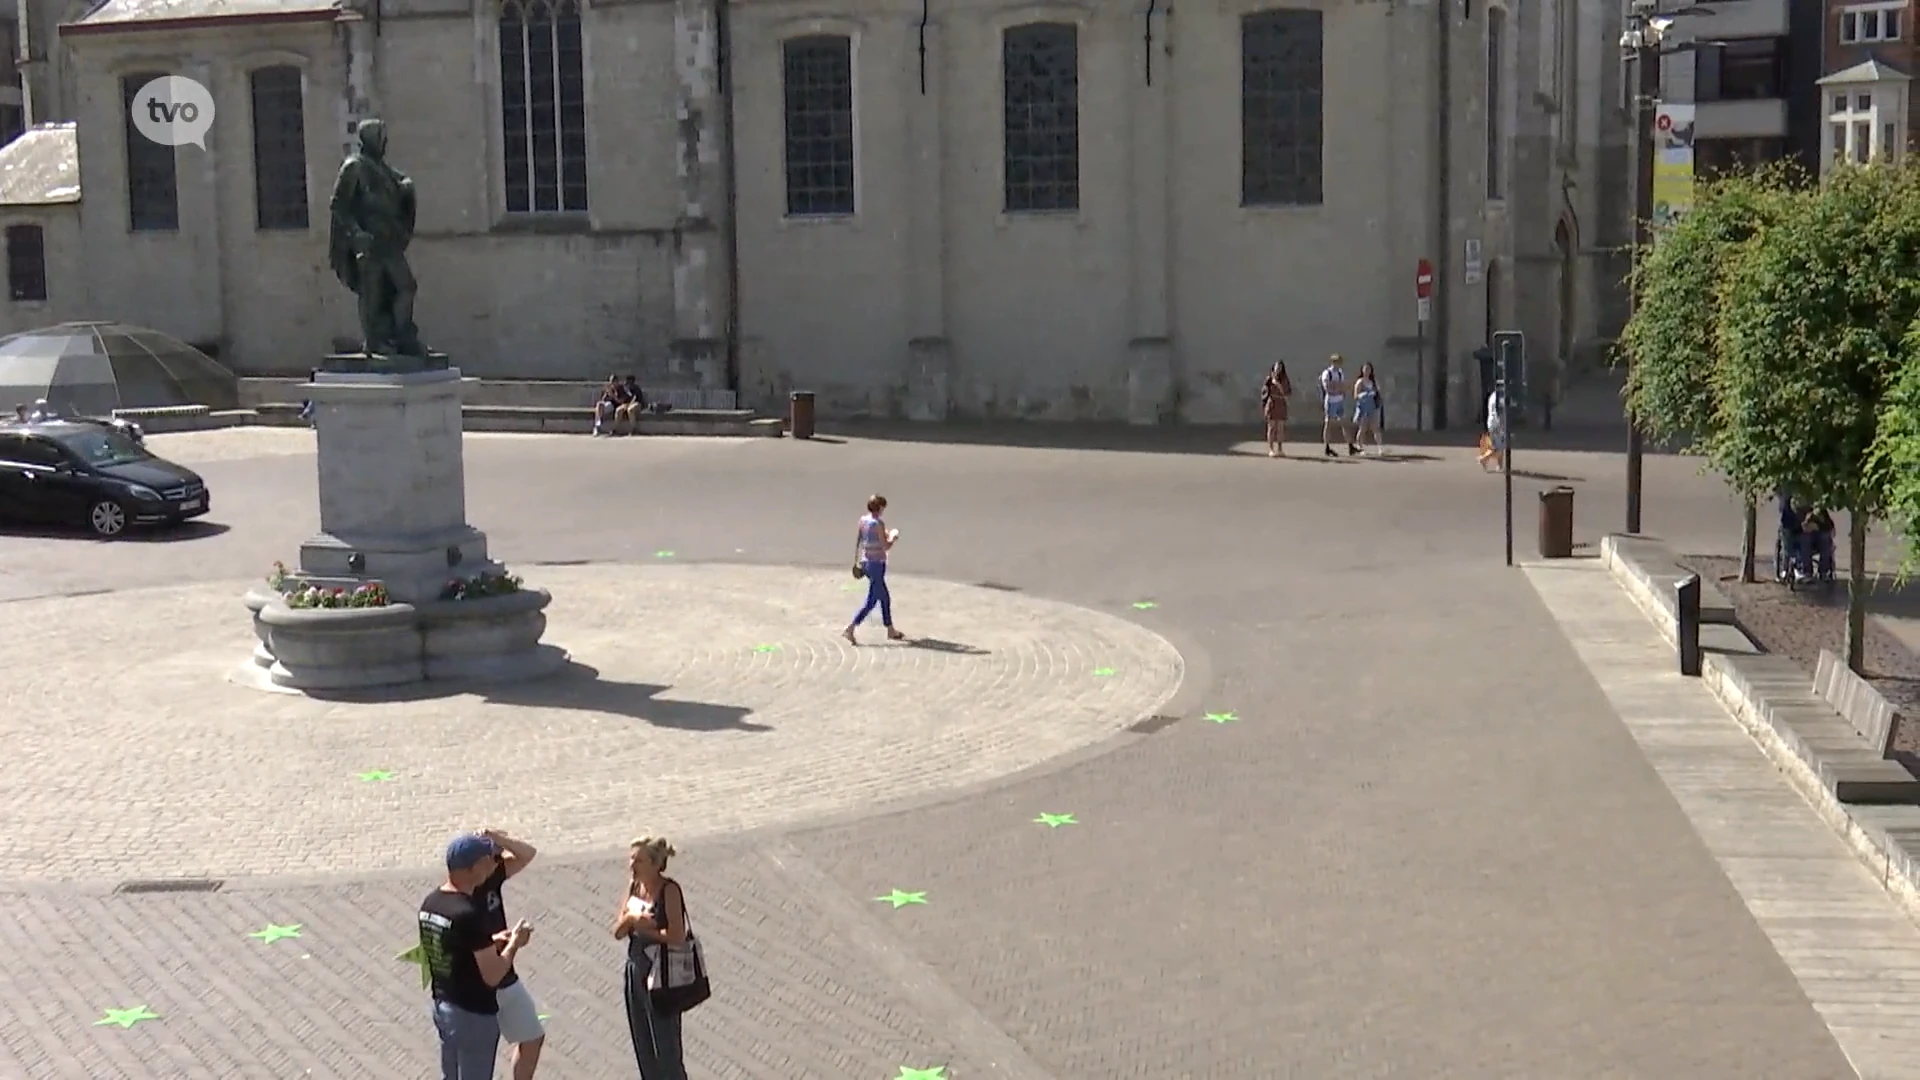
[0, 124, 80, 208]
[1818, 58, 1913, 85]
[63, 0, 338, 34]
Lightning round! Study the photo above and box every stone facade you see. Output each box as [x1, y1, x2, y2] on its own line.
[0, 0, 1629, 426]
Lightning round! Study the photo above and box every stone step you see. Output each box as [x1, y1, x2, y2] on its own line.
[236, 377, 736, 412]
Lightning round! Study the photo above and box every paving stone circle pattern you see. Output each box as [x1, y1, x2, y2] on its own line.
[0, 563, 1183, 884]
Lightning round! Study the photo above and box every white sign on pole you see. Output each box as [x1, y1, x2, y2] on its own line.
[1464, 239, 1483, 285]
[1417, 296, 1432, 322]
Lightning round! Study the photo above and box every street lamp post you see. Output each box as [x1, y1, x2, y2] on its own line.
[1625, 25, 1658, 535]
[1619, 2, 1714, 536]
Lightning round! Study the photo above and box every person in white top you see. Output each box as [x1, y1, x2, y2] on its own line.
[1477, 388, 1506, 472]
[1318, 355, 1359, 458]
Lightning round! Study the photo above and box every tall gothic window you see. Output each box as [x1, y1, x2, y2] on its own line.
[1241, 9, 1323, 206]
[250, 66, 310, 230]
[6, 224, 45, 301]
[1002, 22, 1079, 213]
[500, 0, 588, 213]
[782, 35, 856, 216]
[121, 72, 180, 232]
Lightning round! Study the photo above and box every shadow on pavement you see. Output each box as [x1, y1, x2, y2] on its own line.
[0, 519, 231, 543]
[304, 662, 770, 732]
[903, 637, 991, 656]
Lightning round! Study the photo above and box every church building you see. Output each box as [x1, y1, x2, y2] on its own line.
[0, 0, 1628, 424]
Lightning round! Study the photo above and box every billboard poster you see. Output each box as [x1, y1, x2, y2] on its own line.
[1652, 103, 1695, 230]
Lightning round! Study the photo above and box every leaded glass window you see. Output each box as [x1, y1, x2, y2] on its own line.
[250, 66, 310, 230]
[782, 35, 856, 216]
[1002, 22, 1079, 213]
[6, 224, 45, 301]
[500, 0, 588, 213]
[1241, 10, 1324, 207]
[121, 72, 180, 231]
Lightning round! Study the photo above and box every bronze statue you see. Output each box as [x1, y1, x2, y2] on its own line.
[328, 119, 428, 358]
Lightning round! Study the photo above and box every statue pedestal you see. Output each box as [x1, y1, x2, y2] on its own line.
[240, 364, 566, 692]
[299, 367, 491, 603]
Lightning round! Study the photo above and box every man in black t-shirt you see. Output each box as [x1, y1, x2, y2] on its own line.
[471, 828, 545, 1079]
[419, 833, 532, 1080]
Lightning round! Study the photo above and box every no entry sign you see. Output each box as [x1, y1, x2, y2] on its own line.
[1415, 259, 1434, 299]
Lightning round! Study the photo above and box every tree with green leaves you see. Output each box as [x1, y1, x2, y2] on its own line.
[1619, 168, 1789, 580]
[1867, 314, 1920, 578]
[1714, 163, 1920, 671]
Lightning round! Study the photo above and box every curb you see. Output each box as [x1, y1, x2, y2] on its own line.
[1599, 535, 1920, 927]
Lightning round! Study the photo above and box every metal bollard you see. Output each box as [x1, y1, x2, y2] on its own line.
[1676, 573, 1702, 677]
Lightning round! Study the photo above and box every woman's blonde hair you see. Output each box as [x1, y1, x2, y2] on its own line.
[630, 835, 676, 870]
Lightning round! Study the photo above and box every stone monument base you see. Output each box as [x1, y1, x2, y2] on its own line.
[242, 586, 568, 691]
[237, 361, 567, 693]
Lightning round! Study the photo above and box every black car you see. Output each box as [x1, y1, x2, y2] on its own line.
[0, 420, 208, 537]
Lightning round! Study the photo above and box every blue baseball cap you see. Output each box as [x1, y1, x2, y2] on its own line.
[445, 832, 498, 871]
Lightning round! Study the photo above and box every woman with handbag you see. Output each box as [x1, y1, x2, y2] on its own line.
[613, 836, 707, 1080]
[843, 494, 904, 645]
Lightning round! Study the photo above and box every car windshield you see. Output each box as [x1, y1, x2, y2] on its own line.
[56, 429, 150, 468]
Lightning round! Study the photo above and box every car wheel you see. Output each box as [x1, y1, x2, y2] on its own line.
[87, 498, 128, 538]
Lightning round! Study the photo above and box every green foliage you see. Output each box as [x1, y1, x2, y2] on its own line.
[1713, 163, 1920, 516]
[1618, 169, 1787, 457]
[1868, 314, 1920, 570]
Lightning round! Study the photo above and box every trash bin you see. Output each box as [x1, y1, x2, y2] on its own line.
[1538, 485, 1575, 559]
[789, 391, 815, 440]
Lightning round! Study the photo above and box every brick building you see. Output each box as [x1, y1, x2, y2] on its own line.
[1820, 0, 1914, 169]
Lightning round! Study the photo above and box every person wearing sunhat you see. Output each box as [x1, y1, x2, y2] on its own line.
[417, 832, 533, 1079]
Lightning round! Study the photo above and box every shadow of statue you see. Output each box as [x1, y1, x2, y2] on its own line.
[304, 661, 770, 732]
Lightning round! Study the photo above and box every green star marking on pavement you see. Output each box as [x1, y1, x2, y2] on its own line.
[94, 1005, 159, 1029]
[248, 923, 303, 944]
[1132, 600, 1157, 609]
[875, 889, 928, 909]
[537, 1013, 550, 1022]
[1034, 813, 1077, 828]
[655, 550, 675, 558]
[895, 1067, 946, 1080]
[1204, 711, 1239, 724]
[753, 644, 780, 653]
[397, 943, 431, 989]
[357, 769, 395, 782]
[1091, 667, 1116, 677]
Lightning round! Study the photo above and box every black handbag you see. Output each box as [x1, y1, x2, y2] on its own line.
[852, 562, 866, 580]
[647, 883, 712, 1014]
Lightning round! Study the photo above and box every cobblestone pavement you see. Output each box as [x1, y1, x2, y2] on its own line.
[0, 427, 1871, 1077]
[0, 566, 1179, 883]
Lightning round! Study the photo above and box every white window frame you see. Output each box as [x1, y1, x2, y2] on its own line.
[1840, 2, 1904, 44]
[1824, 88, 1902, 171]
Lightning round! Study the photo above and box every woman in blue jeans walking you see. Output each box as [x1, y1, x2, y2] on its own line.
[844, 494, 905, 645]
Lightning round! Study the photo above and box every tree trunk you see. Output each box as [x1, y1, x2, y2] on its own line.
[1847, 512, 1870, 674]
[1739, 496, 1757, 583]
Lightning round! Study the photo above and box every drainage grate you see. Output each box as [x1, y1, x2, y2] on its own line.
[1128, 714, 1180, 735]
[975, 581, 1020, 592]
[532, 559, 591, 567]
[114, 878, 224, 895]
